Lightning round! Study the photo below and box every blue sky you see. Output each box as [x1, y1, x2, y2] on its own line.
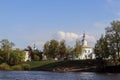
[0, 0, 120, 49]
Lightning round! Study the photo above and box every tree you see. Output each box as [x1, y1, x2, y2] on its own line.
[48, 40, 59, 59]
[33, 49, 43, 60]
[94, 35, 110, 59]
[94, 20, 120, 66]
[43, 41, 50, 59]
[0, 39, 15, 63]
[66, 46, 74, 55]
[0, 39, 14, 51]
[9, 50, 25, 65]
[105, 21, 120, 59]
[58, 40, 66, 59]
[66, 46, 74, 60]
[74, 40, 82, 57]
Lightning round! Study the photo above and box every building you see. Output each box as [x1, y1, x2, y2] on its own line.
[77, 33, 95, 59]
[24, 50, 31, 61]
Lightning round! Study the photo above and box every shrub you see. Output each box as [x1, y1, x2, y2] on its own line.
[11, 65, 22, 70]
[0, 63, 11, 70]
[21, 64, 30, 70]
[33, 55, 40, 61]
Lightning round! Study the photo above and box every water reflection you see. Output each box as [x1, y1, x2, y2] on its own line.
[0, 71, 120, 80]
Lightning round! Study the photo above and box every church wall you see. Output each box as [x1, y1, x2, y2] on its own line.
[78, 48, 94, 59]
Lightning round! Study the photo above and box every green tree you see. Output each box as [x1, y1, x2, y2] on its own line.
[74, 40, 82, 57]
[58, 40, 66, 59]
[0, 39, 14, 51]
[94, 35, 110, 59]
[66, 46, 73, 55]
[33, 49, 43, 60]
[43, 41, 50, 58]
[48, 40, 59, 59]
[9, 50, 25, 65]
[66, 46, 74, 60]
[0, 39, 15, 63]
[105, 21, 120, 59]
[94, 20, 120, 65]
[33, 54, 40, 61]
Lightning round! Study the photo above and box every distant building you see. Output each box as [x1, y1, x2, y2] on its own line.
[77, 33, 95, 59]
[24, 50, 31, 61]
[24, 43, 37, 61]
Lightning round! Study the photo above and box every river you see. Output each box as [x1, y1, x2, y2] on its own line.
[0, 71, 120, 80]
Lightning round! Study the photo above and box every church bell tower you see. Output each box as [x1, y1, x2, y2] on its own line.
[82, 33, 87, 46]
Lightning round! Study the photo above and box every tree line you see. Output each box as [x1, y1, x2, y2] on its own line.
[0, 39, 82, 64]
[43, 39, 82, 60]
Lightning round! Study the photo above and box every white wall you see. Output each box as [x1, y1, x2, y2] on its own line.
[78, 48, 95, 59]
[24, 51, 31, 61]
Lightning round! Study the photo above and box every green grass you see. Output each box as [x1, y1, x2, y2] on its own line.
[26, 60, 58, 71]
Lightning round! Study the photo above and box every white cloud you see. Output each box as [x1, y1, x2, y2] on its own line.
[55, 31, 96, 46]
[56, 31, 81, 41]
[85, 34, 96, 43]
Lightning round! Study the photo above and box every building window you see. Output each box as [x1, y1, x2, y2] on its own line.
[88, 50, 90, 53]
[84, 50, 87, 53]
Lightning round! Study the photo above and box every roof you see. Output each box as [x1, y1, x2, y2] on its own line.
[82, 45, 93, 48]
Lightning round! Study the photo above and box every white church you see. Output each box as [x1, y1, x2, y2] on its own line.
[77, 33, 95, 59]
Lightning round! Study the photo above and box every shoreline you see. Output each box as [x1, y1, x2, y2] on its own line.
[1, 60, 120, 73]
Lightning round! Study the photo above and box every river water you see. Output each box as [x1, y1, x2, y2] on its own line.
[0, 71, 120, 80]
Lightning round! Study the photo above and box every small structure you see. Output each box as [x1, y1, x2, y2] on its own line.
[78, 33, 95, 59]
[24, 50, 31, 61]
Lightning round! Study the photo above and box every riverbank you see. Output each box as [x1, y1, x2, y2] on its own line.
[26, 60, 98, 72]
[1, 60, 120, 73]
[26, 60, 120, 73]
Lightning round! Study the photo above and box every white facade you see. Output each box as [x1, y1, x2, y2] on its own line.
[78, 33, 95, 59]
[78, 46, 95, 59]
[24, 51, 31, 61]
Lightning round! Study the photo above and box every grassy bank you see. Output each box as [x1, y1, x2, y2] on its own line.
[26, 60, 98, 72]
[26, 60, 58, 71]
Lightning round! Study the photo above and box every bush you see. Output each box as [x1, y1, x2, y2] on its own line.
[0, 63, 11, 70]
[21, 64, 30, 70]
[33, 55, 40, 61]
[11, 65, 22, 70]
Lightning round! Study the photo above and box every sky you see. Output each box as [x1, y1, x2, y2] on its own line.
[0, 0, 120, 50]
